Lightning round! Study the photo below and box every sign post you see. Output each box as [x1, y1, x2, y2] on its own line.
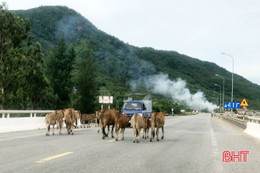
[240, 98, 249, 120]
[225, 101, 240, 116]
[99, 96, 113, 110]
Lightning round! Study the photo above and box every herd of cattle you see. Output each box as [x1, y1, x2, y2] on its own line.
[45, 108, 165, 143]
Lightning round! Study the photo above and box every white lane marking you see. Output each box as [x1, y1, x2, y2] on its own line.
[211, 129, 218, 156]
[210, 128, 224, 172]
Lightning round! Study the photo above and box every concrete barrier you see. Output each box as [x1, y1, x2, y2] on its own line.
[244, 122, 260, 140]
[0, 117, 45, 133]
[221, 115, 247, 129]
[0, 110, 54, 133]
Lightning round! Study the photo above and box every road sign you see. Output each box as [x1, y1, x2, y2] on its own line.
[224, 103, 228, 109]
[233, 102, 241, 109]
[99, 96, 113, 104]
[225, 102, 240, 109]
[240, 98, 249, 107]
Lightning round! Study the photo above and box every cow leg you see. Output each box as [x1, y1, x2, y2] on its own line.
[59, 122, 62, 135]
[102, 125, 108, 139]
[136, 129, 141, 143]
[67, 124, 70, 134]
[97, 119, 101, 133]
[71, 122, 74, 135]
[121, 128, 125, 141]
[46, 124, 50, 136]
[146, 128, 148, 139]
[147, 128, 149, 138]
[107, 125, 110, 137]
[150, 127, 155, 142]
[115, 126, 119, 141]
[144, 128, 148, 139]
[156, 127, 160, 141]
[161, 126, 164, 140]
[75, 119, 78, 129]
[111, 125, 114, 138]
[52, 125, 55, 135]
[133, 128, 136, 143]
[102, 126, 107, 139]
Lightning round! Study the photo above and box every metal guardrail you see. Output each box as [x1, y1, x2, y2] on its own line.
[215, 112, 260, 124]
[0, 110, 54, 118]
[247, 116, 260, 124]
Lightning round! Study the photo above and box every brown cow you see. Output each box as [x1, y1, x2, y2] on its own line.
[45, 112, 57, 136]
[143, 117, 151, 139]
[100, 109, 119, 139]
[150, 112, 165, 142]
[64, 108, 76, 135]
[80, 113, 96, 128]
[115, 113, 129, 141]
[55, 110, 64, 135]
[130, 113, 145, 143]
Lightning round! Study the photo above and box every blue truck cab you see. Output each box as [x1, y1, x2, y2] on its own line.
[121, 100, 152, 119]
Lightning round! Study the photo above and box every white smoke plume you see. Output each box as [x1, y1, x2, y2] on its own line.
[130, 73, 217, 112]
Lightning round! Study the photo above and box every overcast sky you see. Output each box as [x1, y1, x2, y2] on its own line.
[2, 0, 260, 85]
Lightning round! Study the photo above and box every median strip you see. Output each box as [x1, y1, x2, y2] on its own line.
[36, 152, 73, 163]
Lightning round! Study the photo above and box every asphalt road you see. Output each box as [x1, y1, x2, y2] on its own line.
[0, 113, 260, 173]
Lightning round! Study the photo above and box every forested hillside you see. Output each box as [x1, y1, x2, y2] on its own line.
[1, 5, 259, 112]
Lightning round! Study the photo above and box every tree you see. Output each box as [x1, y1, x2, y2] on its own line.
[0, 4, 29, 109]
[45, 37, 75, 109]
[24, 42, 51, 109]
[72, 40, 97, 113]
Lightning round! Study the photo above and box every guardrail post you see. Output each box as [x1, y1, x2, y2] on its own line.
[2, 113, 5, 118]
[30, 113, 33, 118]
[7, 113, 10, 118]
[34, 113, 37, 118]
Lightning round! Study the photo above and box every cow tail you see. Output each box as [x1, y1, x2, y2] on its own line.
[97, 119, 99, 127]
[70, 109, 72, 120]
[152, 115, 156, 138]
[134, 115, 138, 137]
[115, 118, 118, 132]
[70, 109, 73, 121]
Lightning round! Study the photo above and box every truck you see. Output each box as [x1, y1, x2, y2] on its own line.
[121, 100, 152, 119]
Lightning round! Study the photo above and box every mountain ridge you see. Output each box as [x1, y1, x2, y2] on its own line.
[14, 6, 260, 109]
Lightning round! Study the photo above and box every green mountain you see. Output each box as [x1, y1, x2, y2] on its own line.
[14, 6, 260, 110]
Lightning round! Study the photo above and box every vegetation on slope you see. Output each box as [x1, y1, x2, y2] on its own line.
[0, 5, 258, 112]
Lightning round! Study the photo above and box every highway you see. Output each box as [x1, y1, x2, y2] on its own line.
[0, 113, 260, 173]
